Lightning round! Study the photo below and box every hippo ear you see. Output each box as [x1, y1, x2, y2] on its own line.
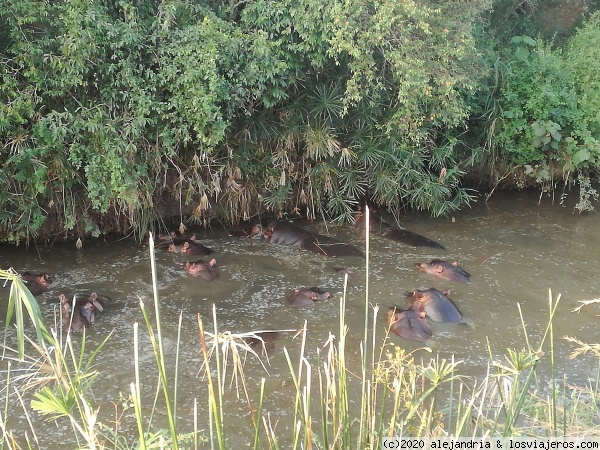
[59, 294, 67, 304]
[452, 261, 458, 266]
[190, 235, 196, 241]
[183, 242, 190, 249]
[92, 300, 103, 312]
[209, 258, 217, 267]
[250, 224, 261, 235]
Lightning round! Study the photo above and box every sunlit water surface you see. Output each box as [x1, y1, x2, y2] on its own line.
[1, 190, 599, 447]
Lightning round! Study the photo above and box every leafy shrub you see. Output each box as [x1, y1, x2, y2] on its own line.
[489, 34, 600, 189]
[0, 0, 494, 242]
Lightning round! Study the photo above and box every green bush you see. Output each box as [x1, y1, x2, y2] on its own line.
[483, 33, 600, 190]
[0, 0, 495, 242]
[566, 11, 600, 143]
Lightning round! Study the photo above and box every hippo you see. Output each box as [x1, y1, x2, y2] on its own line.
[167, 239, 212, 255]
[73, 293, 107, 323]
[183, 259, 219, 281]
[153, 231, 197, 248]
[154, 230, 212, 255]
[288, 287, 332, 307]
[262, 221, 313, 245]
[155, 231, 195, 243]
[60, 295, 89, 332]
[179, 240, 212, 255]
[243, 331, 280, 353]
[261, 220, 364, 257]
[20, 272, 50, 297]
[386, 306, 432, 342]
[333, 265, 353, 278]
[230, 222, 266, 238]
[59, 292, 107, 332]
[417, 259, 470, 283]
[354, 207, 445, 250]
[405, 288, 462, 323]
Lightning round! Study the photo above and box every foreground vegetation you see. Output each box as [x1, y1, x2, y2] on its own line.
[1, 0, 600, 243]
[1, 225, 600, 448]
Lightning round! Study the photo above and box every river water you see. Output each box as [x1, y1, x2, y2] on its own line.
[0, 189, 599, 447]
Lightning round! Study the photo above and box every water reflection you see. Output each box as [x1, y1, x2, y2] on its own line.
[0, 190, 599, 447]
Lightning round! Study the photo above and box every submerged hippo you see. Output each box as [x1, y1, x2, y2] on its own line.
[354, 207, 445, 250]
[230, 222, 267, 238]
[259, 220, 363, 257]
[386, 306, 432, 342]
[154, 231, 197, 248]
[167, 239, 212, 255]
[243, 331, 280, 353]
[262, 221, 313, 245]
[183, 259, 219, 281]
[417, 259, 470, 283]
[405, 288, 462, 323]
[178, 240, 212, 255]
[288, 287, 332, 307]
[20, 272, 50, 297]
[59, 292, 108, 332]
[333, 265, 354, 278]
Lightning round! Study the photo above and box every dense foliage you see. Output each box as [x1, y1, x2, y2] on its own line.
[466, 6, 600, 206]
[0, 0, 598, 242]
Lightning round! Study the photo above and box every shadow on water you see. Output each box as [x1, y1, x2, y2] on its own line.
[0, 189, 599, 446]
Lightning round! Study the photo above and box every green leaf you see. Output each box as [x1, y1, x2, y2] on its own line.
[531, 122, 546, 137]
[514, 46, 530, 61]
[573, 148, 591, 166]
[510, 36, 523, 44]
[31, 387, 77, 420]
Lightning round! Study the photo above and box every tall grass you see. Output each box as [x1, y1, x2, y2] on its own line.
[1, 229, 600, 448]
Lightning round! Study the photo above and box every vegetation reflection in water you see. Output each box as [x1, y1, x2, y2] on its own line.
[1, 215, 600, 449]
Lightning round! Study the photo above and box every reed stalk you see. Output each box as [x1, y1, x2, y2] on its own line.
[197, 315, 225, 449]
[148, 232, 179, 448]
[282, 320, 308, 450]
[174, 312, 183, 428]
[337, 274, 350, 449]
[0, 361, 11, 450]
[132, 321, 147, 450]
[359, 205, 371, 448]
[253, 378, 266, 450]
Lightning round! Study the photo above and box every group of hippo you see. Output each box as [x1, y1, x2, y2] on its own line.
[363, 209, 470, 342]
[1, 270, 106, 332]
[159, 207, 470, 344]
[7, 207, 470, 344]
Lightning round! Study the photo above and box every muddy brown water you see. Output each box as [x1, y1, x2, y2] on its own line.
[1, 190, 599, 447]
